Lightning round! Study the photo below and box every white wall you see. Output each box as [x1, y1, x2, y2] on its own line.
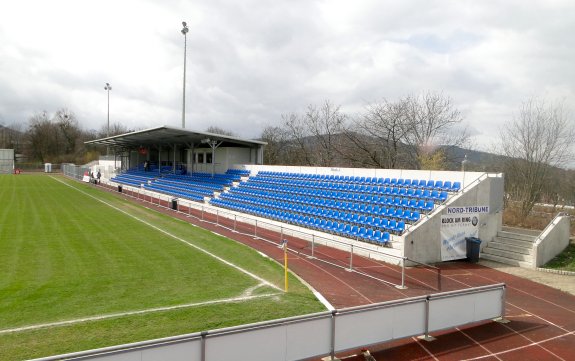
[533, 214, 571, 267]
[403, 174, 504, 264]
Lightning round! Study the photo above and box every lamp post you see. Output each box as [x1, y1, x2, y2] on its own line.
[104, 82, 112, 155]
[181, 21, 189, 129]
[461, 154, 469, 190]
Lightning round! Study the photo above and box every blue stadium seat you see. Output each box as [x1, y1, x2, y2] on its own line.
[438, 191, 448, 202]
[380, 231, 391, 244]
[393, 221, 405, 234]
[365, 228, 375, 241]
[451, 181, 461, 192]
[409, 211, 420, 222]
[424, 201, 435, 212]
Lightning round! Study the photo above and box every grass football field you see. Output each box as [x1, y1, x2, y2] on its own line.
[0, 174, 325, 360]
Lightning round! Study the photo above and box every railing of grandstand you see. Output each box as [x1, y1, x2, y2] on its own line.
[110, 182, 425, 290]
[402, 172, 491, 239]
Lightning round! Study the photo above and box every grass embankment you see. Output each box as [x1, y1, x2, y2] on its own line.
[542, 243, 575, 272]
[0, 174, 325, 360]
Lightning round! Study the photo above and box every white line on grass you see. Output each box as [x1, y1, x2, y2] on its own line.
[52, 177, 283, 292]
[0, 293, 281, 335]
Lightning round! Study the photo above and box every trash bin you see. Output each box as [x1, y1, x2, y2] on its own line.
[171, 198, 178, 211]
[118, 185, 123, 193]
[466, 237, 481, 263]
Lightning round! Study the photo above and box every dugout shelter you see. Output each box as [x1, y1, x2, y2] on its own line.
[86, 126, 266, 176]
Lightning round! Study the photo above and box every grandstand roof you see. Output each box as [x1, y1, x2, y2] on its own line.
[85, 125, 267, 150]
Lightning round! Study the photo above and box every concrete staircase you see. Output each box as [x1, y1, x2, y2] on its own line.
[481, 226, 540, 267]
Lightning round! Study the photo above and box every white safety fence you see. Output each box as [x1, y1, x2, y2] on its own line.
[31, 284, 506, 361]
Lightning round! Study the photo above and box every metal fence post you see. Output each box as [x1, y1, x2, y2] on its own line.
[254, 220, 258, 238]
[311, 234, 315, 258]
[200, 331, 208, 361]
[216, 210, 219, 225]
[348, 244, 353, 271]
[438, 268, 442, 291]
[280, 226, 283, 243]
[417, 296, 435, 341]
[402, 258, 406, 288]
[234, 215, 237, 231]
[330, 310, 337, 360]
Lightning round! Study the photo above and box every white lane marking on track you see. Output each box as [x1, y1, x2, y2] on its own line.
[443, 268, 572, 360]
[52, 176, 283, 292]
[0, 293, 280, 335]
[457, 327, 503, 361]
[461, 330, 575, 361]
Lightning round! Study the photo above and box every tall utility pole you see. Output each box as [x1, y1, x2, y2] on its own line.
[181, 21, 189, 129]
[104, 82, 112, 155]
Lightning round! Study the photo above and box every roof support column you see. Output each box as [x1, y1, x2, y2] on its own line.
[173, 144, 177, 174]
[158, 145, 161, 175]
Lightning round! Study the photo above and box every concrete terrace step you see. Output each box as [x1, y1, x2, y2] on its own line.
[480, 253, 533, 268]
[481, 247, 533, 263]
[486, 241, 533, 255]
[497, 230, 538, 243]
[493, 236, 536, 249]
[501, 226, 541, 237]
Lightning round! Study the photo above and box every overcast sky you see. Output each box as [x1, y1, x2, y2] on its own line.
[0, 0, 573, 150]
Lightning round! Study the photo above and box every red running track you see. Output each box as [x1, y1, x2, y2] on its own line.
[103, 184, 575, 361]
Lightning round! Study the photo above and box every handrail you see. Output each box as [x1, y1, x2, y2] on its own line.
[533, 211, 570, 247]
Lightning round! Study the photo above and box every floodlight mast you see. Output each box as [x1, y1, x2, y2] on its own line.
[104, 82, 112, 155]
[181, 21, 189, 129]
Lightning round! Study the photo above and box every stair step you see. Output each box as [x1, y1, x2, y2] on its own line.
[487, 241, 533, 255]
[493, 236, 536, 249]
[481, 247, 533, 262]
[501, 226, 541, 237]
[480, 253, 533, 268]
[497, 230, 538, 242]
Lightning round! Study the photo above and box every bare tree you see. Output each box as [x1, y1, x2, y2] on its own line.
[205, 126, 236, 136]
[500, 98, 574, 219]
[283, 111, 314, 166]
[341, 93, 466, 170]
[282, 101, 347, 167]
[260, 125, 290, 165]
[404, 92, 467, 168]
[98, 122, 132, 138]
[343, 98, 411, 169]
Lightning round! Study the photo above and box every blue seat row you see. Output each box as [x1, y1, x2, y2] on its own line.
[218, 193, 412, 234]
[256, 171, 460, 192]
[210, 198, 392, 245]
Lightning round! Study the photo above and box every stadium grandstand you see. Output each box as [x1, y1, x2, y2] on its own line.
[86, 126, 506, 265]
